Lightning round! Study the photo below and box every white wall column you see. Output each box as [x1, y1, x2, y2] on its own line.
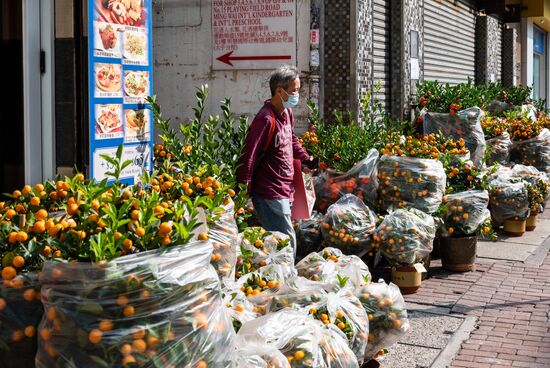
[521, 17, 534, 94]
[22, 0, 43, 186]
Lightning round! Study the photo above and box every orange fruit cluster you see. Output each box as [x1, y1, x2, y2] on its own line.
[380, 133, 468, 159]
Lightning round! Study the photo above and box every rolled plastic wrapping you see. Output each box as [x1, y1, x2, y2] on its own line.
[377, 208, 436, 266]
[0, 272, 43, 368]
[355, 281, 409, 360]
[296, 248, 372, 288]
[377, 155, 446, 215]
[35, 241, 235, 368]
[440, 190, 491, 237]
[314, 149, 379, 212]
[236, 309, 360, 368]
[321, 194, 378, 255]
[208, 198, 239, 281]
[510, 128, 550, 174]
[486, 132, 512, 166]
[423, 107, 487, 166]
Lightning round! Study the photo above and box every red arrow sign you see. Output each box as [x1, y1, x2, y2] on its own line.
[216, 51, 292, 66]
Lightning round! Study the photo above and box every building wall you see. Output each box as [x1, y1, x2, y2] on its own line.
[322, 0, 352, 117]
[151, 0, 312, 132]
[476, 15, 503, 84]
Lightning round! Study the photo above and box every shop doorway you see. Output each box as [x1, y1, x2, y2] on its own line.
[0, 0, 54, 195]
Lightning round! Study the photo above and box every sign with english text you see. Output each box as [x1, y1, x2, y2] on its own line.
[212, 0, 297, 70]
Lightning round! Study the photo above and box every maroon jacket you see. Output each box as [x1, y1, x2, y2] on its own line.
[236, 100, 310, 200]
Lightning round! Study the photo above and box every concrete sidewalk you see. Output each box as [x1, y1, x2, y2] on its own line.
[380, 214, 550, 368]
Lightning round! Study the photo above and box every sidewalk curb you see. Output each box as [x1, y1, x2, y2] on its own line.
[524, 232, 550, 266]
[429, 316, 478, 368]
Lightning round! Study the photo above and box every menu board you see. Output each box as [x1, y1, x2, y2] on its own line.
[88, 0, 153, 183]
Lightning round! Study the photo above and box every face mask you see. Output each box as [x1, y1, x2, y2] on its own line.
[281, 89, 299, 109]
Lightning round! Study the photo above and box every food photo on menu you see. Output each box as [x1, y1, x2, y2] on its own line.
[95, 0, 146, 27]
[124, 108, 150, 142]
[123, 28, 147, 63]
[94, 21, 122, 57]
[124, 70, 149, 102]
[95, 104, 123, 139]
[95, 63, 122, 97]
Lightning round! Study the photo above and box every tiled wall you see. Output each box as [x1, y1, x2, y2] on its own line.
[476, 15, 503, 84]
[502, 27, 518, 87]
[323, 0, 352, 117]
[390, 0, 424, 119]
[356, 0, 373, 116]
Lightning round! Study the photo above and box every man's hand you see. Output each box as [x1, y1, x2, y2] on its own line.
[302, 156, 320, 173]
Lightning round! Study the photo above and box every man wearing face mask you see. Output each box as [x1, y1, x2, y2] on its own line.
[236, 65, 319, 254]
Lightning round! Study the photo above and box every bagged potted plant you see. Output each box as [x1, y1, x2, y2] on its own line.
[296, 247, 371, 289]
[509, 118, 550, 174]
[436, 190, 494, 271]
[423, 107, 487, 166]
[511, 165, 550, 231]
[375, 208, 436, 294]
[313, 149, 379, 212]
[488, 169, 530, 236]
[355, 281, 410, 361]
[236, 309, 360, 368]
[481, 115, 512, 166]
[320, 194, 378, 257]
[294, 214, 323, 260]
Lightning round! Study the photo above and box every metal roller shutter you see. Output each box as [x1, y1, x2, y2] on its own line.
[424, 0, 476, 84]
[495, 18, 502, 80]
[372, 0, 390, 111]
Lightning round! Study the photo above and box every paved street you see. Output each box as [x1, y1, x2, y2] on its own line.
[381, 211, 550, 368]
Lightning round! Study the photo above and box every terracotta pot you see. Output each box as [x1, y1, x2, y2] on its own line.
[526, 214, 537, 231]
[391, 266, 422, 294]
[440, 236, 477, 272]
[503, 218, 526, 236]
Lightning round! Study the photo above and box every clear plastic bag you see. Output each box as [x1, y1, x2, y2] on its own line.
[223, 289, 261, 332]
[377, 155, 446, 214]
[510, 165, 549, 214]
[486, 132, 512, 166]
[296, 248, 371, 288]
[234, 343, 291, 368]
[377, 208, 436, 266]
[35, 241, 236, 368]
[423, 107, 487, 166]
[511, 128, 550, 174]
[314, 149, 379, 212]
[0, 272, 43, 368]
[232, 264, 296, 299]
[236, 309, 360, 368]
[439, 190, 491, 237]
[487, 100, 513, 116]
[295, 214, 324, 260]
[237, 228, 294, 279]
[489, 176, 529, 224]
[321, 194, 378, 254]
[304, 288, 369, 364]
[355, 281, 409, 360]
[208, 198, 239, 281]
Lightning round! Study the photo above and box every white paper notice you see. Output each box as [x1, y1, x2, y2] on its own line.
[410, 58, 420, 80]
[93, 144, 151, 182]
[212, 0, 297, 70]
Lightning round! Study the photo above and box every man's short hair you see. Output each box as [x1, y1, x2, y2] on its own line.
[269, 65, 299, 96]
